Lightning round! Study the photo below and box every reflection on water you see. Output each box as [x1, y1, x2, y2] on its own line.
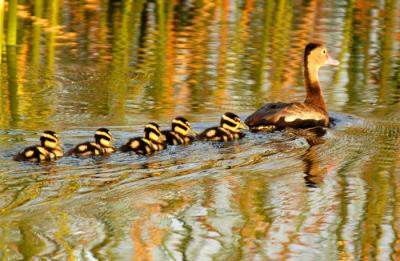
[0, 0, 400, 259]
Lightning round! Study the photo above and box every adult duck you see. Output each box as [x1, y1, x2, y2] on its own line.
[245, 43, 339, 131]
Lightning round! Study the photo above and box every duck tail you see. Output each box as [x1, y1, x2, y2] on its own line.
[13, 152, 24, 161]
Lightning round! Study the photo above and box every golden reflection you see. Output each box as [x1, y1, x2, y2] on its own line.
[0, 0, 397, 126]
[302, 144, 329, 187]
[130, 186, 193, 260]
[296, 129, 330, 187]
[0, 0, 400, 259]
[392, 152, 400, 260]
[238, 175, 270, 258]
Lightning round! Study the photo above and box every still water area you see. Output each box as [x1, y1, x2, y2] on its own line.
[1, 0, 400, 260]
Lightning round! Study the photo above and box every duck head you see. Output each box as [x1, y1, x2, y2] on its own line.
[40, 130, 60, 150]
[95, 128, 113, 148]
[220, 112, 248, 133]
[305, 43, 339, 68]
[144, 122, 166, 143]
[172, 117, 197, 137]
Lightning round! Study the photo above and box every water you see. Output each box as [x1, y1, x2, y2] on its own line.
[0, 0, 400, 260]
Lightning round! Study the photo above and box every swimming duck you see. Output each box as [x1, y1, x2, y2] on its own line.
[120, 122, 167, 155]
[245, 43, 339, 131]
[161, 117, 197, 145]
[40, 130, 63, 159]
[14, 130, 63, 162]
[199, 112, 248, 142]
[68, 128, 116, 156]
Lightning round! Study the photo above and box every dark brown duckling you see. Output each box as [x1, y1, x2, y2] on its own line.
[120, 122, 167, 155]
[245, 43, 339, 131]
[161, 117, 197, 145]
[14, 130, 63, 162]
[68, 128, 116, 156]
[199, 112, 248, 142]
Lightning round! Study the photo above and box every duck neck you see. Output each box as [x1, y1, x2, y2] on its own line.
[304, 62, 327, 112]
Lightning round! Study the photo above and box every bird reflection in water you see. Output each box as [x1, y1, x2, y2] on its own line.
[286, 127, 334, 187]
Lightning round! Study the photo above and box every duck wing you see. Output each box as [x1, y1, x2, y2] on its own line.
[245, 102, 328, 129]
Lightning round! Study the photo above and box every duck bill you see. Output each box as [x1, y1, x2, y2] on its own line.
[188, 129, 198, 137]
[239, 122, 249, 130]
[159, 134, 166, 143]
[326, 55, 339, 66]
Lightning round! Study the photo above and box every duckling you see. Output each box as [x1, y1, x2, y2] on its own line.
[199, 112, 248, 142]
[14, 130, 63, 162]
[68, 128, 116, 156]
[245, 43, 339, 131]
[120, 122, 166, 155]
[161, 117, 197, 145]
[40, 130, 63, 159]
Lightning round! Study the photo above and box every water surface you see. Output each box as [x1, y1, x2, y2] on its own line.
[1, 0, 400, 260]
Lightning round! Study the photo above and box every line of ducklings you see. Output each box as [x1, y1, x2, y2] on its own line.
[14, 112, 248, 163]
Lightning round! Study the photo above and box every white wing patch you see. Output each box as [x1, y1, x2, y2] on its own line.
[284, 111, 324, 122]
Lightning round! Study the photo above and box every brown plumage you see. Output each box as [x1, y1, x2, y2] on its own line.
[199, 112, 248, 142]
[245, 43, 339, 131]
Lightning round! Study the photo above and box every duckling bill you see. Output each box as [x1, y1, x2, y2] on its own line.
[120, 123, 167, 155]
[68, 128, 116, 156]
[199, 112, 248, 142]
[161, 117, 196, 145]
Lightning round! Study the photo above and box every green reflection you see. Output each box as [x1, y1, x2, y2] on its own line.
[0, 0, 399, 260]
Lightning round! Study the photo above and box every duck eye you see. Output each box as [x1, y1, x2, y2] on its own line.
[322, 49, 326, 54]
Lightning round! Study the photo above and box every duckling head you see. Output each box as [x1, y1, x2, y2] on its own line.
[40, 130, 60, 149]
[172, 117, 197, 137]
[305, 43, 339, 68]
[94, 128, 113, 148]
[144, 122, 166, 143]
[220, 112, 249, 133]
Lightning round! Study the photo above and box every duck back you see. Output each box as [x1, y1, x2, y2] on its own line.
[14, 146, 51, 162]
[68, 142, 104, 156]
[120, 137, 156, 155]
[199, 127, 234, 142]
[245, 102, 329, 129]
